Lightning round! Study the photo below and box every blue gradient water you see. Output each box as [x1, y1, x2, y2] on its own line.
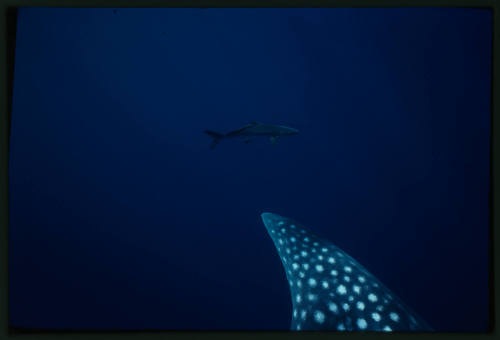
[9, 8, 491, 331]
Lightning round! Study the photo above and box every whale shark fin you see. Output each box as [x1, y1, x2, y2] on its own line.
[260, 212, 433, 332]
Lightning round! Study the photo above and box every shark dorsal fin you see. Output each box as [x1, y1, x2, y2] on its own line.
[260, 212, 433, 331]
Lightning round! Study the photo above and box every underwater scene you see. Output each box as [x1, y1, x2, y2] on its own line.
[8, 7, 491, 331]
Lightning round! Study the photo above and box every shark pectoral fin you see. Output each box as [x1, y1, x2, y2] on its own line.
[270, 136, 279, 145]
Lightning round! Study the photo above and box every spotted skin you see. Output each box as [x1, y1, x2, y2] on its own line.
[261, 212, 432, 332]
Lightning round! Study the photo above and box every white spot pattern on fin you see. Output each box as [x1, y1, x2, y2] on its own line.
[260, 213, 431, 332]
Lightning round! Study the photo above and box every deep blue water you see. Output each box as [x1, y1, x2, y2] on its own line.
[9, 7, 491, 331]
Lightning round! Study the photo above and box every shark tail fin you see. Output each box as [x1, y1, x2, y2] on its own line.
[204, 130, 225, 149]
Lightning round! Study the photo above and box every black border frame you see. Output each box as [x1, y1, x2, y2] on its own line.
[1, 1, 497, 339]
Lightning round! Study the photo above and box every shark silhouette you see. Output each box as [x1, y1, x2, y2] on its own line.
[204, 122, 299, 149]
[261, 212, 433, 332]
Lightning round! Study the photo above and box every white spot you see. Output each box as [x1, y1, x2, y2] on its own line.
[383, 326, 392, 332]
[293, 255, 300, 260]
[301, 251, 308, 257]
[337, 323, 345, 331]
[311, 248, 317, 253]
[315, 264, 324, 272]
[368, 293, 378, 302]
[358, 276, 366, 283]
[297, 280, 302, 288]
[357, 318, 368, 330]
[337, 285, 347, 295]
[303, 263, 310, 270]
[317, 255, 324, 260]
[296, 294, 302, 303]
[313, 242, 319, 246]
[290, 224, 296, 229]
[293, 309, 298, 318]
[308, 278, 317, 287]
[281, 228, 286, 233]
[348, 296, 354, 302]
[278, 239, 284, 245]
[290, 237, 296, 243]
[321, 247, 328, 253]
[283, 258, 287, 263]
[289, 280, 294, 287]
[353, 285, 361, 294]
[342, 303, 350, 311]
[376, 305, 384, 312]
[307, 293, 317, 301]
[299, 272, 305, 278]
[286, 248, 291, 254]
[278, 221, 285, 226]
[314, 310, 325, 324]
[344, 266, 352, 273]
[372, 312, 381, 322]
[328, 257, 335, 264]
[328, 302, 338, 313]
[330, 270, 338, 276]
[344, 276, 351, 282]
[300, 229, 306, 234]
[372, 282, 379, 288]
[390, 312, 400, 322]
[271, 230, 275, 234]
[356, 301, 365, 311]
[304, 237, 310, 242]
[336, 251, 344, 257]
[296, 324, 301, 330]
[321, 281, 329, 289]
[301, 310, 307, 319]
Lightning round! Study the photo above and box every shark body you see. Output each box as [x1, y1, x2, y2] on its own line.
[204, 122, 299, 149]
[260, 212, 432, 332]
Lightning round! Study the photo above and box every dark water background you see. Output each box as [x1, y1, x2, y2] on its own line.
[8, 8, 491, 331]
